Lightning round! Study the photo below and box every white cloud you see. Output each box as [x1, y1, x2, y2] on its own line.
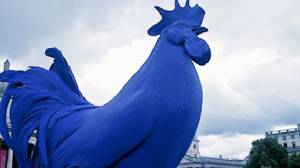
[198, 133, 264, 159]
[77, 36, 156, 104]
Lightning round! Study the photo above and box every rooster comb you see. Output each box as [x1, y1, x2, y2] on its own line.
[148, 0, 206, 36]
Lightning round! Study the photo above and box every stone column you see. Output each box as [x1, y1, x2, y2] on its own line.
[6, 149, 13, 168]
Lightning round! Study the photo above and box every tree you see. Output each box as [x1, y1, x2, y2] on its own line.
[245, 138, 288, 168]
[288, 153, 300, 168]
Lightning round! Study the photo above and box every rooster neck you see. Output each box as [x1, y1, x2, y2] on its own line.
[137, 35, 200, 89]
[147, 36, 191, 68]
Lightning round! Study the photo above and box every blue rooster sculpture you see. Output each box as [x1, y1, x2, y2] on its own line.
[0, 0, 211, 167]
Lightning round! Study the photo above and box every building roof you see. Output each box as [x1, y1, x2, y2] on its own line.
[180, 155, 246, 166]
[266, 126, 300, 136]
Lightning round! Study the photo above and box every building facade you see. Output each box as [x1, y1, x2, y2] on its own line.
[265, 124, 300, 154]
[179, 156, 246, 168]
[178, 137, 246, 168]
[185, 138, 201, 158]
[0, 60, 9, 98]
[3, 60, 9, 72]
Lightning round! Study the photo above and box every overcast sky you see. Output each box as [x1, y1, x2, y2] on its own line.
[1, 0, 299, 159]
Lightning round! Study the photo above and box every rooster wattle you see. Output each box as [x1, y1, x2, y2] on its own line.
[0, 0, 211, 167]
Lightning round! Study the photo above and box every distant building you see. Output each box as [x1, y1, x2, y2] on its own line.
[185, 138, 201, 158]
[265, 124, 300, 154]
[179, 155, 246, 168]
[3, 60, 10, 72]
[0, 60, 9, 97]
[0, 60, 14, 168]
[178, 137, 246, 168]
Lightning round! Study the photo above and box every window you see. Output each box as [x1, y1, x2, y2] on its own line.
[282, 135, 287, 140]
[292, 142, 296, 148]
[283, 143, 287, 148]
[291, 134, 295, 139]
[193, 144, 197, 149]
[273, 136, 278, 141]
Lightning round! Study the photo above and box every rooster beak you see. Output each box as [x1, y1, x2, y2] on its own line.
[192, 26, 208, 35]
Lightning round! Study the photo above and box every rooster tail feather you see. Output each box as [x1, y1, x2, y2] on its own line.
[45, 47, 84, 98]
[0, 54, 90, 167]
[0, 91, 12, 146]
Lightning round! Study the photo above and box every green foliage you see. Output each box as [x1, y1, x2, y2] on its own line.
[245, 138, 288, 168]
[288, 153, 300, 168]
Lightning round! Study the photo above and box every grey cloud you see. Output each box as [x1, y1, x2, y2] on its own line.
[196, 0, 300, 135]
[201, 0, 300, 57]
[0, 0, 138, 58]
[198, 50, 300, 135]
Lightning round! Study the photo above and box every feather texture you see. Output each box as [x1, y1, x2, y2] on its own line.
[0, 54, 92, 167]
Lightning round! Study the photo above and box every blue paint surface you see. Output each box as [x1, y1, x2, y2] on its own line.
[0, 0, 211, 167]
